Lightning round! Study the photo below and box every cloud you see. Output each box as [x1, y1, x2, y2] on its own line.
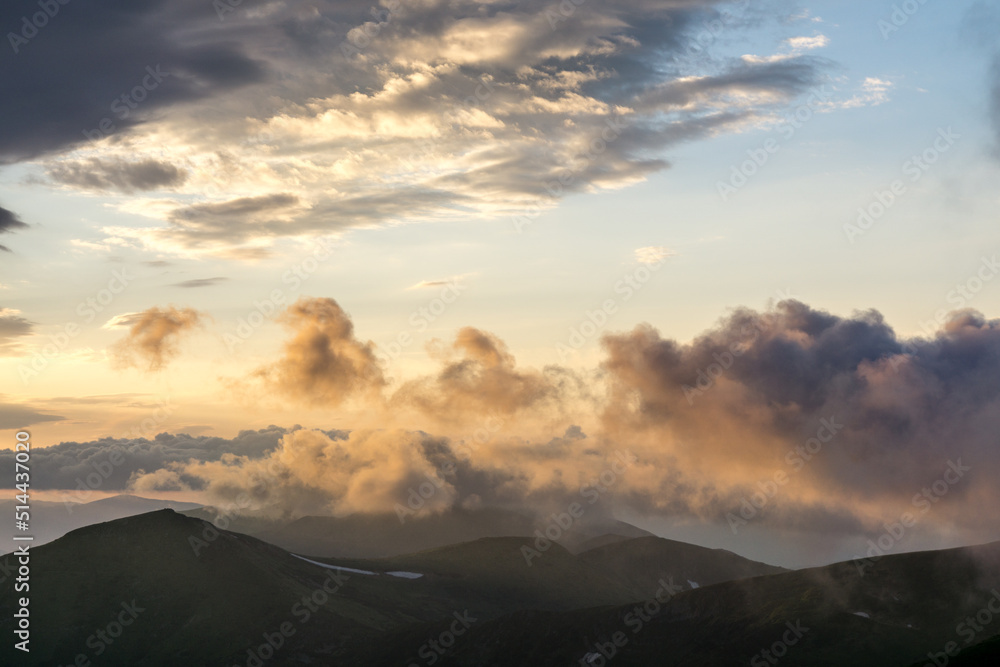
[0, 206, 28, 252]
[598, 301, 1000, 536]
[635, 246, 676, 265]
[110, 306, 206, 371]
[838, 77, 893, 109]
[0, 397, 63, 429]
[0, 206, 27, 233]
[130, 429, 462, 517]
[165, 194, 304, 244]
[249, 297, 386, 407]
[47, 158, 188, 193]
[23, 297, 1000, 547]
[171, 277, 229, 289]
[0, 426, 317, 491]
[390, 327, 585, 428]
[0, 308, 33, 355]
[102, 313, 142, 330]
[0, 0, 264, 162]
[407, 274, 474, 290]
[785, 35, 830, 51]
[19, 0, 834, 257]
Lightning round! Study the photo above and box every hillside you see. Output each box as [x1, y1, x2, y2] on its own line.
[184, 505, 653, 559]
[0, 511, 646, 666]
[5, 508, 996, 666]
[577, 535, 788, 594]
[947, 634, 1000, 666]
[0, 510, 439, 666]
[328, 536, 639, 615]
[0, 495, 202, 550]
[415, 540, 1000, 666]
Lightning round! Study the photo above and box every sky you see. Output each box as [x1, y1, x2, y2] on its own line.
[1, 0, 999, 567]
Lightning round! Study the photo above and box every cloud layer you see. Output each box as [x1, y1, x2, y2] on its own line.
[10, 297, 992, 547]
[11, 0, 846, 256]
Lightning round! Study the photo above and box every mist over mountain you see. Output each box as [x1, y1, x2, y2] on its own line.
[2, 510, 999, 666]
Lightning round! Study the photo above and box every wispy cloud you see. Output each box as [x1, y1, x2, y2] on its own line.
[786, 35, 830, 51]
[171, 277, 229, 289]
[0, 206, 28, 252]
[634, 246, 676, 265]
[407, 273, 475, 290]
[0, 308, 33, 355]
[110, 306, 207, 371]
[0, 395, 63, 429]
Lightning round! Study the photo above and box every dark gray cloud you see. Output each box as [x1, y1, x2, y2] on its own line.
[0, 426, 346, 491]
[165, 194, 303, 245]
[171, 277, 229, 289]
[19, 0, 835, 255]
[0, 397, 63, 429]
[0, 0, 265, 162]
[0, 308, 33, 355]
[0, 206, 27, 233]
[600, 301, 1000, 534]
[47, 158, 188, 192]
[0, 205, 28, 252]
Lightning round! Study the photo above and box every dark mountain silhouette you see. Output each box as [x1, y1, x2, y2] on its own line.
[3, 509, 998, 666]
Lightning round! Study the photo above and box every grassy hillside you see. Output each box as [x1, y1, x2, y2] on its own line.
[6, 508, 995, 666]
[0, 511, 645, 666]
[0, 495, 202, 550]
[188, 506, 539, 558]
[183, 505, 654, 560]
[577, 535, 788, 595]
[335, 536, 639, 614]
[419, 540, 1000, 666]
[0, 510, 444, 666]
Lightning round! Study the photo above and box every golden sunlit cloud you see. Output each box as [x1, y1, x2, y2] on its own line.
[110, 306, 207, 372]
[248, 297, 386, 407]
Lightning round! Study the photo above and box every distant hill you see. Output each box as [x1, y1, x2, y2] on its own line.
[577, 535, 788, 595]
[330, 536, 639, 615]
[0, 494, 202, 550]
[6, 508, 996, 666]
[419, 540, 1000, 666]
[0, 510, 646, 666]
[0, 509, 490, 666]
[184, 506, 654, 559]
[571, 533, 635, 553]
